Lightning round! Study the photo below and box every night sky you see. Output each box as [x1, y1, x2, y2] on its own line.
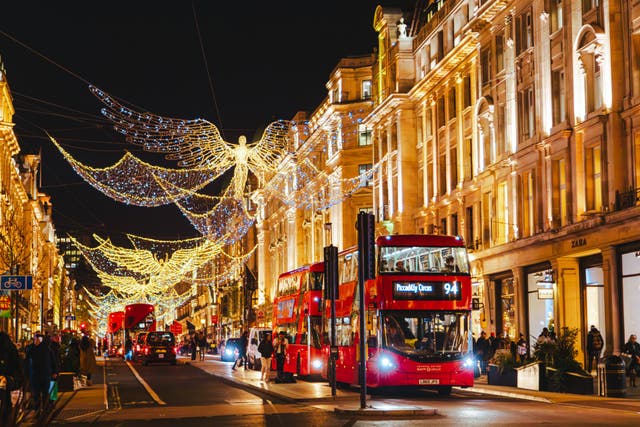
[1, 1, 414, 244]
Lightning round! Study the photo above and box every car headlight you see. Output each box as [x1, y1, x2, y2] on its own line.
[225, 349, 233, 356]
[463, 357, 475, 368]
[312, 359, 323, 369]
[379, 356, 396, 371]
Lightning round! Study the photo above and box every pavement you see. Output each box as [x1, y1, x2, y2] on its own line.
[51, 354, 640, 422]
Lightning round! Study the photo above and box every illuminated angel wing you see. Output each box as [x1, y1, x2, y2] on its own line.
[90, 85, 235, 170]
[246, 120, 293, 182]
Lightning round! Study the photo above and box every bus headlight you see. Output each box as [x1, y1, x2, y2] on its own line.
[379, 356, 396, 371]
[463, 357, 475, 369]
[312, 359, 323, 369]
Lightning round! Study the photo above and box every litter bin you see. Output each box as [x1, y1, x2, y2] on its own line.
[597, 355, 626, 397]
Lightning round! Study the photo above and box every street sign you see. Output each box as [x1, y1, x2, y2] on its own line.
[64, 314, 76, 321]
[211, 314, 218, 324]
[256, 310, 264, 320]
[0, 276, 33, 290]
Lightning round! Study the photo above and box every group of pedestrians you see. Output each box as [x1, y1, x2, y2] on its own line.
[230, 330, 289, 383]
[474, 330, 531, 374]
[189, 331, 208, 361]
[0, 330, 98, 423]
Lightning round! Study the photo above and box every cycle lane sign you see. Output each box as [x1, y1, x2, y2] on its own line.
[1, 276, 33, 290]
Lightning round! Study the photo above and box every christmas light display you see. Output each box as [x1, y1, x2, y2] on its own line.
[91, 85, 294, 198]
[49, 135, 218, 207]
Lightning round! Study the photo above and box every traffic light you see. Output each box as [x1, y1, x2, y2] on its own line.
[357, 212, 376, 280]
[324, 245, 338, 300]
[80, 322, 87, 332]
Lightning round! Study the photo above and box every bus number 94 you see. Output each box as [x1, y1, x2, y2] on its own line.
[444, 282, 458, 295]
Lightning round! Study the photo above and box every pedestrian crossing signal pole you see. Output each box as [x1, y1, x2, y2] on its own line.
[357, 212, 375, 409]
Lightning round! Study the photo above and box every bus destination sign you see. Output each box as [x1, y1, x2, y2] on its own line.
[393, 281, 461, 301]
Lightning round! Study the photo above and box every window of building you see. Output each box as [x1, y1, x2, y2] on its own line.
[496, 34, 504, 72]
[450, 146, 458, 189]
[585, 145, 602, 211]
[440, 217, 448, 235]
[358, 164, 373, 187]
[518, 86, 536, 142]
[552, 159, 567, 227]
[448, 86, 457, 121]
[551, 69, 565, 126]
[358, 125, 372, 146]
[481, 47, 492, 87]
[622, 250, 640, 340]
[549, 0, 563, 33]
[437, 96, 446, 128]
[451, 213, 459, 236]
[518, 170, 536, 237]
[463, 75, 472, 108]
[362, 80, 372, 100]
[527, 268, 555, 341]
[465, 206, 475, 247]
[515, 8, 534, 55]
[582, 0, 599, 13]
[425, 108, 433, 138]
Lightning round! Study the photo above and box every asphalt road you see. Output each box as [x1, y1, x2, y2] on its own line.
[52, 357, 640, 426]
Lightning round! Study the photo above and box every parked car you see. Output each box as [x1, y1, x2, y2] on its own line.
[140, 331, 177, 366]
[247, 327, 271, 370]
[221, 338, 242, 362]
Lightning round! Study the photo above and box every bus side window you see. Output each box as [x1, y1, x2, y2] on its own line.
[367, 335, 377, 347]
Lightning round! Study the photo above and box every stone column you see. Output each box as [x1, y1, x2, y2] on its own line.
[552, 257, 583, 360]
[601, 246, 622, 353]
[512, 266, 527, 338]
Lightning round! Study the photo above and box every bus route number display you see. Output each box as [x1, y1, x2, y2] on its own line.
[393, 281, 461, 301]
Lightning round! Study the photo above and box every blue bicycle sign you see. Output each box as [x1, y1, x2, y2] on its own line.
[0, 276, 33, 290]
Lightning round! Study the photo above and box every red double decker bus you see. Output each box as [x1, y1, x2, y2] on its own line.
[322, 234, 474, 395]
[124, 303, 156, 358]
[107, 311, 125, 356]
[272, 261, 324, 377]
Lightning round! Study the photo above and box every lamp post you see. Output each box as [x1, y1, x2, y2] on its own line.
[323, 222, 338, 397]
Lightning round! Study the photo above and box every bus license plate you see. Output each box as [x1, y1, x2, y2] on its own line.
[419, 379, 439, 385]
[158, 353, 164, 359]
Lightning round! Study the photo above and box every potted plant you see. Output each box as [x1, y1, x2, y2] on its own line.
[534, 327, 593, 394]
[487, 350, 518, 387]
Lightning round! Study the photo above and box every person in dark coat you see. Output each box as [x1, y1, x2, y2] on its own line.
[475, 331, 491, 374]
[586, 325, 604, 372]
[0, 331, 22, 423]
[25, 332, 58, 412]
[233, 331, 249, 370]
[257, 332, 274, 382]
[623, 334, 640, 386]
[190, 333, 198, 361]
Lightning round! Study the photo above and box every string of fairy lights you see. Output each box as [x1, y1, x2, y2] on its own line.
[55, 85, 376, 322]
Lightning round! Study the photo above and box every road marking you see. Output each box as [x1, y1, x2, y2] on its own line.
[125, 361, 167, 406]
[103, 357, 109, 410]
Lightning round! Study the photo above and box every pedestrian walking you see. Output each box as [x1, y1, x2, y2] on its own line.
[586, 325, 604, 372]
[124, 335, 133, 361]
[257, 332, 274, 382]
[475, 331, 491, 374]
[623, 334, 640, 386]
[274, 331, 288, 380]
[190, 333, 198, 361]
[0, 331, 22, 424]
[199, 332, 208, 361]
[516, 333, 528, 363]
[25, 332, 57, 413]
[79, 335, 97, 386]
[233, 331, 248, 370]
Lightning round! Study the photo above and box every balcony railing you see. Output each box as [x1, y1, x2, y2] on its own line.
[615, 187, 640, 211]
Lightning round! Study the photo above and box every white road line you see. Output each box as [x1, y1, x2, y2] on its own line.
[103, 357, 109, 410]
[125, 360, 167, 406]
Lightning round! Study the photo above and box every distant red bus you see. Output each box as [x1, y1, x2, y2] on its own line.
[107, 311, 125, 356]
[322, 234, 474, 395]
[272, 261, 324, 377]
[124, 303, 155, 354]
